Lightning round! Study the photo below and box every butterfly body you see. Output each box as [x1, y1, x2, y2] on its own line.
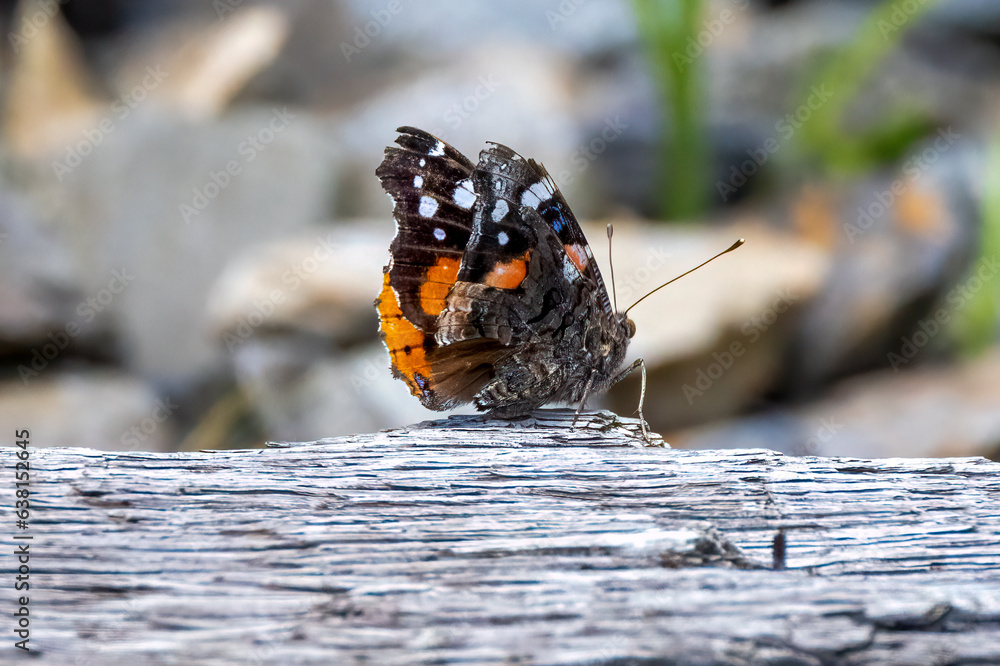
[375, 127, 643, 428]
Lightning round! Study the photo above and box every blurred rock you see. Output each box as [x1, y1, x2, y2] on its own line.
[2, 1, 339, 388]
[338, 0, 637, 58]
[109, 5, 290, 120]
[0, 371, 175, 451]
[229, 337, 432, 442]
[0, 186, 89, 355]
[205, 222, 431, 440]
[785, 141, 979, 392]
[243, 2, 653, 218]
[2, 0, 103, 158]
[18, 105, 341, 385]
[206, 225, 384, 344]
[671, 345, 1000, 459]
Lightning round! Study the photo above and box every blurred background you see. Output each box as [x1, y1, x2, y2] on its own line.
[1, 0, 998, 458]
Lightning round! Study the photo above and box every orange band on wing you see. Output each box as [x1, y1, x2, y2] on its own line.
[418, 256, 461, 317]
[376, 272, 433, 398]
[483, 251, 530, 289]
[564, 243, 588, 273]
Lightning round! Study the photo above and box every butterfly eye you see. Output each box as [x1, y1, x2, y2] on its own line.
[625, 318, 636, 339]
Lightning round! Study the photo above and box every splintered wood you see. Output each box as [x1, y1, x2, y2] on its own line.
[12, 409, 1000, 664]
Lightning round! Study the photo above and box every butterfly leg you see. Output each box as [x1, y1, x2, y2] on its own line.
[609, 358, 650, 442]
[571, 372, 597, 428]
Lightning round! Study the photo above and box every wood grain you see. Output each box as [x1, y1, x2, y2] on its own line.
[6, 409, 1000, 665]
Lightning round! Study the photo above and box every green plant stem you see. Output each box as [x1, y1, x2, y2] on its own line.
[797, 0, 943, 172]
[952, 133, 1000, 355]
[632, 0, 709, 220]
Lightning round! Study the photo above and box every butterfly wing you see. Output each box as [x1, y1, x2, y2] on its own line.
[376, 129, 618, 413]
[375, 127, 507, 408]
[376, 126, 476, 329]
[436, 141, 613, 348]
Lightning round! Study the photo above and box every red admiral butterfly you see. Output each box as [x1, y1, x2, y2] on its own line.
[375, 127, 741, 440]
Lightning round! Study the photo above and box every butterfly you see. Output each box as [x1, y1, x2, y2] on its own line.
[375, 127, 739, 441]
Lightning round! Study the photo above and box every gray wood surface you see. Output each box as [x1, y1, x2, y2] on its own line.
[6, 409, 1000, 665]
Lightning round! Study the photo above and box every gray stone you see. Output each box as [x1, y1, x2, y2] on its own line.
[0, 371, 175, 451]
[207, 223, 435, 439]
[788, 142, 979, 391]
[205, 225, 384, 345]
[0, 186, 89, 353]
[37, 106, 341, 384]
[671, 346, 1000, 459]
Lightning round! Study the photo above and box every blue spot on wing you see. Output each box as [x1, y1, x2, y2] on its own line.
[539, 199, 574, 239]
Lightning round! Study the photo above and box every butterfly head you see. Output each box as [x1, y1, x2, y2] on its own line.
[619, 313, 636, 340]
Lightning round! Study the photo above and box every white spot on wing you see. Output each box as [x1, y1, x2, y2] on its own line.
[453, 179, 476, 210]
[428, 141, 445, 157]
[492, 199, 509, 222]
[419, 196, 439, 218]
[533, 179, 553, 200]
[433, 227, 446, 241]
[520, 179, 552, 208]
[419, 158, 426, 167]
[413, 175, 423, 188]
[563, 255, 581, 282]
[497, 230, 509, 246]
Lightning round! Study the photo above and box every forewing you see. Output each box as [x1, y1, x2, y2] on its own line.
[375, 126, 478, 330]
[436, 141, 611, 346]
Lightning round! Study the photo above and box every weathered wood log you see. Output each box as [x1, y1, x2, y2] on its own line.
[7, 409, 1000, 665]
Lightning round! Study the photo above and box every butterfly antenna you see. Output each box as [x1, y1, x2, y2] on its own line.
[624, 238, 745, 316]
[607, 224, 618, 311]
